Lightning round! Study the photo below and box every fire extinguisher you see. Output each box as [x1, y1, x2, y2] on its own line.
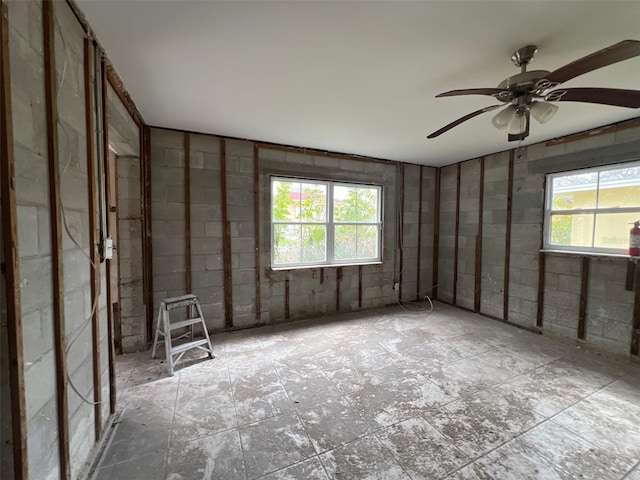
[631, 220, 640, 257]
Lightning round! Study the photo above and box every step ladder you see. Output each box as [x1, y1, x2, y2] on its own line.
[151, 294, 214, 375]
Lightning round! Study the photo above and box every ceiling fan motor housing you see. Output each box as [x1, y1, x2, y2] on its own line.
[497, 70, 551, 98]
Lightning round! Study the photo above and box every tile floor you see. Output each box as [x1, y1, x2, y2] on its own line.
[91, 303, 640, 479]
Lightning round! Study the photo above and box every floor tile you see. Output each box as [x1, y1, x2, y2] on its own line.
[515, 421, 634, 480]
[376, 416, 469, 479]
[258, 456, 329, 480]
[552, 395, 640, 459]
[171, 397, 237, 445]
[443, 463, 494, 479]
[240, 412, 315, 479]
[296, 397, 371, 454]
[347, 374, 453, 428]
[429, 389, 545, 457]
[93, 451, 167, 480]
[319, 434, 411, 479]
[474, 438, 573, 480]
[100, 410, 172, 467]
[103, 305, 640, 480]
[165, 429, 245, 480]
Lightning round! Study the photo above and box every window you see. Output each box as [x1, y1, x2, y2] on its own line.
[271, 177, 382, 268]
[545, 161, 640, 254]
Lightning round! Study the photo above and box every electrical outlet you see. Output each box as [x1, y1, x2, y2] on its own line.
[104, 238, 114, 260]
[394, 282, 399, 290]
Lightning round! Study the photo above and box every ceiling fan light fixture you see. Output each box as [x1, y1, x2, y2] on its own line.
[530, 101, 558, 124]
[507, 111, 528, 135]
[491, 105, 517, 130]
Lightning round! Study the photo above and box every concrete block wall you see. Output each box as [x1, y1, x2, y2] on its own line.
[189, 134, 225, 329]
[227, 140, 258, 327]
[480, 151, 509, 319]
[258, 149, 401, 323]
[6, 1, 114, 478]
[55, 3, 96, 476]
[418, 168, 437, 297]
[0, 172, 13, 477]
[117, 154, 145, 351]
[9, 1, 60, 478]
[584, 257, 634, 356]
[149, 132, 437, 331]
[456, 159, 481, 310]
[437, 121, 640, 359]
[151, 129, 188, 324]
[437, 164, 457, 303]
[507, 149, 544, 328]
[400, 164, 421, 302]
[109, 84, 144, 353]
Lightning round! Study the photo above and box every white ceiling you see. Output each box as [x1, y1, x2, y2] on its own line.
[78, 0, 640, 166]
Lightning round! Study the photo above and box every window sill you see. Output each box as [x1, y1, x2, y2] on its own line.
[541, 249, 639, 260]
[270, 261, 383, 272]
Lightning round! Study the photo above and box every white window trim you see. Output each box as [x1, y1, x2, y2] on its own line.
[270, 177, 383, 269]
[544, 160, 640, 255]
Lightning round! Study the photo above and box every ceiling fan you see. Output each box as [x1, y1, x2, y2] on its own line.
[427, 40, 640, 142]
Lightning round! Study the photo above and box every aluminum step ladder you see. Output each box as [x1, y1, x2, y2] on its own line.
[151, 294, 214, 375]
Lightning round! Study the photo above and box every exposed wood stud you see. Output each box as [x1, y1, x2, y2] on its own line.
[474, 157, 485, 312]
[114, 155, 122, 353]
[336, 267, 343, 311]
[220, 139, 233, 328]
[398, 164, 405, 300]
[432, 168, 441, 299]
[285, 277, 290, 320]
[104, 64, 144, 127]
[626, 261, 635, 292]
[254, 143, 395, 166]
[1, 1, 28, 476]
[578, 256, 590, 340]
[100, 56, 116, 415]
[631, 263, 640, 356]
[253, 144, 261, 320]
[546, 117, 640, 146]
[43, 1, 70, 476]
[184, 133, 191, 293]
[358, 265, 363, 308]
[320, 268, 324, 284]
[503, 151, 514, 321]
[416, 166, 423, 301]
[536, 252, 546, 328]
[142, 127, 153, 343]
[83, 37, 102, 440]
[453, 162, 461, 306]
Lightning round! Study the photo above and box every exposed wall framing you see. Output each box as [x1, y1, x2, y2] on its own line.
[83, 35, 102, 440]
[432, 168, 441, 299]
[632, 263, 640, 356]
[474, 157, 484, 312]
[536, 253, 545, 328]
[503, 151, 514, 321]
[453, 162, 461, 305]
[43, 0, 70, 476]
[220, 139, 233, 328]
[184, 133, 191, 293]
[416, 166, 423, 301]
[142, 127, 153, 342]
[253, 144, 261, 320]
[578, 257, 590, 340]
[100, 57, 116, 415]
[0, 1, 28, 476]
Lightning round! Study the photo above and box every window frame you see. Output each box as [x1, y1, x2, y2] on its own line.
[270, 176, 383, 269]
[544, 161, 640, 255]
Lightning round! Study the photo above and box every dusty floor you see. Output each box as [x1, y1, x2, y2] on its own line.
[91, 303, 640, 479]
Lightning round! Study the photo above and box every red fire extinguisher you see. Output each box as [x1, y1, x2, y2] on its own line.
[631, 220, 640, 257]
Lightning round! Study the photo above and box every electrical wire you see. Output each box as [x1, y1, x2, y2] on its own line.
[55, 12, 101, 406]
